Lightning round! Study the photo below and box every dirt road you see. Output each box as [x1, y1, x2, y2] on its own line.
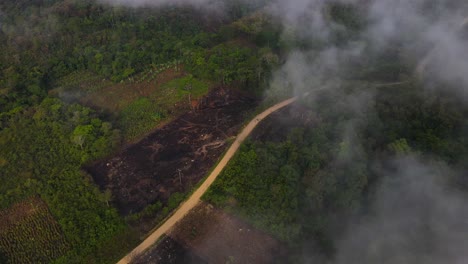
[117, 96, 299, 264]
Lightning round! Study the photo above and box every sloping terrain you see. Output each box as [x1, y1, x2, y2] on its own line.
[168, 202, 287, 264]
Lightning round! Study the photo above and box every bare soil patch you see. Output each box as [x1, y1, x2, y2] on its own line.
[131, 236, 207, 264]
[167, 202, 288, 264]
[87, 87, 257, 216]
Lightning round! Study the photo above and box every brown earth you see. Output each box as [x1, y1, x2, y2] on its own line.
[87, 87, 257, 215]
[167, 202, 288, 264]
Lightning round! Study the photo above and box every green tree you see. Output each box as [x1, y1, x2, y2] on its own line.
[72, 125, 94, 149]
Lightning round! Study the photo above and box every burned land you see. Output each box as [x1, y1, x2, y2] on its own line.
[131, 236, 207, 264]
[134, 202, 287, 264]
[87, 87, 257, 215]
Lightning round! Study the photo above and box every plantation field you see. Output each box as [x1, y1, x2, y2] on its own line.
[0, 197, 70, 263]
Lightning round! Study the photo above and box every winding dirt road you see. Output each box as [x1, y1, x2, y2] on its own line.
[117, 96, 299, 264]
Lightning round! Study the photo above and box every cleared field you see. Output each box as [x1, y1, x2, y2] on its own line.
[87, 87, 256, 217]
[0, 197, 70, 263]
[118, 75, 211, 141]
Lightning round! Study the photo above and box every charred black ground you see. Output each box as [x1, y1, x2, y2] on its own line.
[87, 87, 257, 215]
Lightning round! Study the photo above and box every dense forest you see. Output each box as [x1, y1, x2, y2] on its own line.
[0, 0, 277, 114]
[1, 0, 468, 263]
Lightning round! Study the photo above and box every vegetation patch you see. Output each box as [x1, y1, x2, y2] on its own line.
[0, 197, 70, 263]
[203, 140, 305, 242]
[157, 75, 211, 104]
[51, 68, 212, 142]
[117, 75, 211, 141]
[118, 97, 167, 142]
[0, 98, 125, 262]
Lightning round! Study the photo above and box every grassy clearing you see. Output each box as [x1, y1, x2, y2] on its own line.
[151, 75, 211, 108]
[118, 97, 167, 141]
[51, 69, 212, 142]
[119, 76, 211, 142]
[0, 197, 70, 263]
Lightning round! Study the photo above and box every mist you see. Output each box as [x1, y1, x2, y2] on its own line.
[334, 157, 468, 264]
[270, 1, 468, 263]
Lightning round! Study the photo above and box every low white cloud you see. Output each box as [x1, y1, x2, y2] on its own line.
[335, 157, 468, 264]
